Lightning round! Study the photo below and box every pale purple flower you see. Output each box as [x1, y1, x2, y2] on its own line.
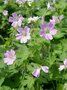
[40, 17, 57, 40]
[4, 49, 16, 65]
[50, 16, 59, 25]
[32, 65, 49, 77]
[16, 26, 31, 43]
[3, 10, 8, 16]
[9, 12, 23, 27]
[41, 66, 49, 73]
[64, 59, 67, 68]
[50, 15, 64, 25]
[59, 59, 67, 71]
[32, 68, 41, 77]
[16, 0, 26, 4]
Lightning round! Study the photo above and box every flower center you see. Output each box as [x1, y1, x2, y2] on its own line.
[44, 28, 50, 34]
[22, 31, 27, 36]
[15, 17, 18, 21]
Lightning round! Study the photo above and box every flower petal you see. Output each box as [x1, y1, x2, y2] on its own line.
[64, 59, 67, 67]
[50, 29, 57, 35]
[32, 68, 41, 77]
[59, 65, 65, 71]
[45, 34, 53, 40]
[41, 66, 49, 73]
[12, 21, 17, 27]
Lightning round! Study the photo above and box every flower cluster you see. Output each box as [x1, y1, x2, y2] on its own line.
[4, 49, 16, 65]
[59, 59, 67, 71]
[2, 0, 65, 80]
[32, 66, 49, 77]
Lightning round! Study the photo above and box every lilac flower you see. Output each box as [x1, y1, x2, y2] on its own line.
[50, 15, 64, 25]
[4, 49, 16, 65]
[40, 17, 57, 40]
[50, 16, 59, 25]
[16, 0, 26, 4]
[16, 26, 31, 43]
[59, 59, 67, 71]
[41, 66, 49, 73]
[32, 68, 41, 77]
[9, 12, 23, 27]
[64, 59, 67, 68]
[3, 10, 8, 16]
[32, 65, 49, 77]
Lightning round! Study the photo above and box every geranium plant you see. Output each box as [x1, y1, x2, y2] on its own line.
[0, 0, 67, 90]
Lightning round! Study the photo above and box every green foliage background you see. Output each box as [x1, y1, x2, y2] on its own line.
[0, 0, 67, 90]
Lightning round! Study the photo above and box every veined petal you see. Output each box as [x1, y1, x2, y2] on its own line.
[12, 12, 17, 17]
[40, 30, 45, 37]
[12, 21, 17, 27]
[41, 66, 49, 73]
[48, 21, 55, 29]
[7, 60, 14, 65]
[32, 68, 41, 77]
[24, 26, 30, 33]
[16, 34, 22, 40]
[20, 37, 27, 43]
[45, 34, 53, 40]
[18, 20, 22, 27]
[50, 29, 57, 35]
[4, 58, 9, 63]
[9, 17, 14, 22]
[17, 28, 23, 33]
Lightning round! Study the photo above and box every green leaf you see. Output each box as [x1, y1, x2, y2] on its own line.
[15, 45, 30, 66]
[0, 77, 5, 86]
[56, 84, 64, 90]
[23, 76, 35, 89]
[54, 32, 65, 39]
[0, 86, 11, 90]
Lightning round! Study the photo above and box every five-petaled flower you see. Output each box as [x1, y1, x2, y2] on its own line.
[40, 17, 57, 40]
[4, 49, 16, 65]
[9, 12, 23, 27]
[59, 59, 67, 71]
[16, 26, 31, 43]
[32, 66, 49, 77]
